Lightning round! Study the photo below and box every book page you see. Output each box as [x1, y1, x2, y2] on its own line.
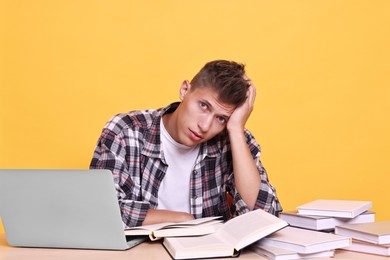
[125, 216, 221, 235]
[125, 222, 174, 235]
[163, 216, 222, 228]
[153, 221, 223, 239]
[214, 209, 287, 250]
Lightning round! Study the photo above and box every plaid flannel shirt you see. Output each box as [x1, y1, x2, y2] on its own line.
[90, 102, 282, 227]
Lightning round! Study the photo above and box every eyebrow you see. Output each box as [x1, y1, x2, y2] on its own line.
[200, 99, 232, 119]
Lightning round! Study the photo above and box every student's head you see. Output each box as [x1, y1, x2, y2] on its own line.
[166, 60, 250, 147]
[189, 60, 249, 107]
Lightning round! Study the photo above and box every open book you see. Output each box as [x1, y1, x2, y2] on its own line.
[125, 216, 223, 241]
[163, 209, 288, 259]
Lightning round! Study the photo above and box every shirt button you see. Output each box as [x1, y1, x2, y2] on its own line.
[193, 170, 198, 175]
[193, 195, 198, 199]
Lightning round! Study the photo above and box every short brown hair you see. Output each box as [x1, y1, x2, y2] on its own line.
[190, 60, 249, 107]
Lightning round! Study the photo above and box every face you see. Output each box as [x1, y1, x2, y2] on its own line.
[168, 81, 236, 147]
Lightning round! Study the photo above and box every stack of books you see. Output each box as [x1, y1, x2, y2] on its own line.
[251, 226, 350, 259]
[335, 221, 390, 256]
[280, 199, 375, 232]
[251, 199, 374, 259]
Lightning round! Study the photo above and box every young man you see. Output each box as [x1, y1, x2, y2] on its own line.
[90, 60, 282, 228]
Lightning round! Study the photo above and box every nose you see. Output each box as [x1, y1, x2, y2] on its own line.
[198, 115, 213, 133]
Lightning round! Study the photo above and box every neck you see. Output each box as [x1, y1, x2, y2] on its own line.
[162, 111, 177, 142]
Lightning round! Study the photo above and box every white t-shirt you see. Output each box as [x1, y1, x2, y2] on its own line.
[157, 118, 200, 213]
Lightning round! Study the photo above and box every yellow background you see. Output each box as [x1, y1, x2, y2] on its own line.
[1, 1, 389, 221]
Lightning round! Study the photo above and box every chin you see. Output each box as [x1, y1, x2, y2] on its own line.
[185, 138, 202, 147]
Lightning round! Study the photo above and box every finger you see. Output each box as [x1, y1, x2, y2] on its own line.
[247, 85, 256, 106]
[243, 75, 252, 88]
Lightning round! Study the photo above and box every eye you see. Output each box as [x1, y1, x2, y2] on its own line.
[199, 102, 208, 110]
[216, 116, 226, 124]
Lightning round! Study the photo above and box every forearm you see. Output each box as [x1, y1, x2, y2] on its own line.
[142, 209, 195, 226]
[228, 130, 261, 210]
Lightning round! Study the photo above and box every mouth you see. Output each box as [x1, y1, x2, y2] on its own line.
[189, 129, 203, 142]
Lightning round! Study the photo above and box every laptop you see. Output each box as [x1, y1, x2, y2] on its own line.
[0, 169, 147, 250]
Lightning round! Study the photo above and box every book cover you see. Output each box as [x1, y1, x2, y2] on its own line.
[162, 209, 288, 259]
[251, 244, 335, 260]
[258, 226, 351, 254]
[335, 221, 390, 245]
[125, 216, 222, 241]
[297, 199, 372, 218]
[342, 239, 390, 256]
[280, 210, 375, 231]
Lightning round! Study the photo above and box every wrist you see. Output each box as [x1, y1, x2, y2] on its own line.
[227, 126, 245, 137]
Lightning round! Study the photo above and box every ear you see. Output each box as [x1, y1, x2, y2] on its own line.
[179, 80, 191, 100]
